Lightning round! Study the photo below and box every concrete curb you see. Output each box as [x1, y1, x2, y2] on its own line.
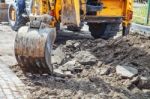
[131, 23, 150, 37]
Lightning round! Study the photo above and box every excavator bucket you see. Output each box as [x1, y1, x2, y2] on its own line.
[15, 25, 56, 74]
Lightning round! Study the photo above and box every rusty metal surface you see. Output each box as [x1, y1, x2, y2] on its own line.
[61, 0, 80, 26]
[0, 3, 8, 22]
[15, 26, 56, 74]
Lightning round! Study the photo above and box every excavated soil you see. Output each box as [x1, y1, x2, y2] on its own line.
[0, 24, 150, 99]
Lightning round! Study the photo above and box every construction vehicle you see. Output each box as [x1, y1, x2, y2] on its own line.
[8, 0, 133, 74]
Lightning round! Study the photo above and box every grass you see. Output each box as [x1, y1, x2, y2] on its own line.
[133, 4, 150, 25]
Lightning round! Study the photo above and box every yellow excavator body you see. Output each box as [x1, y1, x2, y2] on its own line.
[29, 0, 133, 32]
[54, 0, 133, 26]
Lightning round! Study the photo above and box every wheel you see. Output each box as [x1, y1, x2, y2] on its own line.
[15, 26, 56, 74]
[8, 3, 28, 31]
[88, 23, 120, 39]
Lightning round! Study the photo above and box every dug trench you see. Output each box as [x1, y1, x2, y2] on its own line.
[0, 24, 150, 98]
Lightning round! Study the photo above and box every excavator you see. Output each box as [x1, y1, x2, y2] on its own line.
[8, 0, 133, 74]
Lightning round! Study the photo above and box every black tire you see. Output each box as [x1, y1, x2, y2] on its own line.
[8, 4, 28, 31]
[88, 23, 120, 39]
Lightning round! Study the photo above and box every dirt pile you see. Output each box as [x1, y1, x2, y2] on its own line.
[11, 32, 150, 99]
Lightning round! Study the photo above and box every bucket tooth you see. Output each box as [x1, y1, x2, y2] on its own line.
[15, 26, 56, 74]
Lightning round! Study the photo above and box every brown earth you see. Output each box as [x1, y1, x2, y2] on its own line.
[0, 24, 150, 99]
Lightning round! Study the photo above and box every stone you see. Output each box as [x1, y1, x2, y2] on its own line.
[59, 60, 83, 74]
[138, 76, 150, 89]
[116, 65, 138, 78]
[64, 71, 72, 75]
[54, 69, 64, 75]
[81, 70, 89, 77]
[123, 79, 132, 89]
[100, 67, 110, 75]
[131, 87, 142, 94]
[74, 51, 97, 65]
[131, 76, 140, 85]
[142, 89, 150, 94]
[108, 73, 113, 77]
[60, 60, 76, 71]
[54, 69, 72, 78]
[74, 42, 80, 48]
[51, 56, 63, 65]
[123, 76, 140, 89]
[94, 67, 100, 74]
[51, 46, 65, 64]
[63, 60, 76, 68]
[66, 40, 74, 47]
[97, 61, 103, 67]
